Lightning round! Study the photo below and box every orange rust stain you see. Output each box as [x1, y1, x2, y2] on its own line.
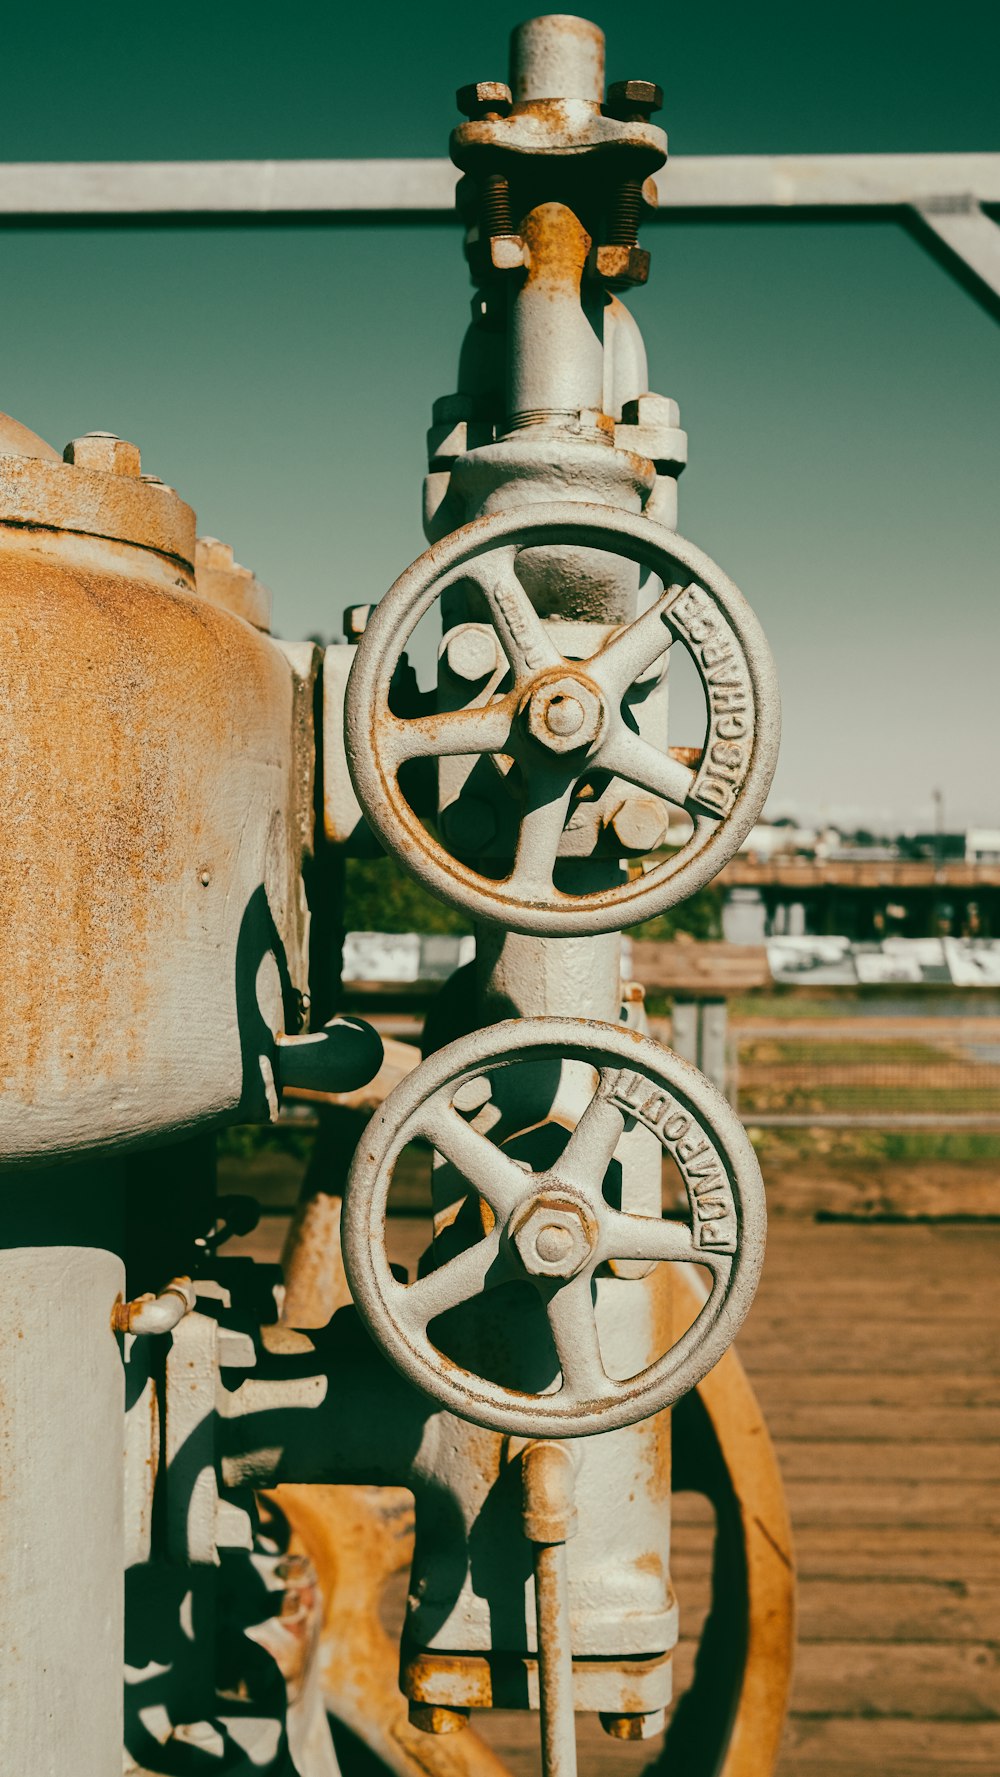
[0, 530, 280, 1097]
[521, 204, 592, 293]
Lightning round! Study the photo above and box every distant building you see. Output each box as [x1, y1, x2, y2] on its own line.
[967, 829, 1000, 864]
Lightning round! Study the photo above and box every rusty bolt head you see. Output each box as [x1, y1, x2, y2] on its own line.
[63, 432, 141, 477]
[444, 624, 500, 682]
[607, 796, 669, 855]
[525, 673, 605, 756]
[594, 244, 651, 288]
[511, 1195, 598, 1279]
[606, 80, 663, 119]
[344, 604, 372, 641]
[600, 1709, 667, 1740]
[456, 81, 512, 119]
[410, 1703, 471, 1736]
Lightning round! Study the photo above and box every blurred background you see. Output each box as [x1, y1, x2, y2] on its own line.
[4, 5, 999, 1770]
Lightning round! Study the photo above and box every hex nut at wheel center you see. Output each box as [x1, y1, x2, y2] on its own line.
[509, 1193, 599, 1278]
[523, 672, 605, 756]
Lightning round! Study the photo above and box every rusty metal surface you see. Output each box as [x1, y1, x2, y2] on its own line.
[0, 496, 317, 1165]
[278, 1484, 517, 1777]
[0, 442, 195, 564]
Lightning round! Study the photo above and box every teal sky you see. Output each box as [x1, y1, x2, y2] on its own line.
[3, 1, 998, 832]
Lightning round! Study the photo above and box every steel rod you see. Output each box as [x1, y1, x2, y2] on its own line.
[0, 154, 996, 218]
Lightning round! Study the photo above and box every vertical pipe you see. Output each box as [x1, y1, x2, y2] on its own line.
[522, 1441, 579, 1777]
[510, 15, 605, 103]
[533, 1542, 578, 1777]
[0, 1244, 124, 1774]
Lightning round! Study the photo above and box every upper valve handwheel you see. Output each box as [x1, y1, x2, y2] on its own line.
[345, 502, 780, 936]
[342, 1018, 766, 1438]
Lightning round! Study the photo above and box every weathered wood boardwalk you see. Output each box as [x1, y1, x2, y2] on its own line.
[227, 1169, 1000, 1776]
[472, 1221, 1000, 1777]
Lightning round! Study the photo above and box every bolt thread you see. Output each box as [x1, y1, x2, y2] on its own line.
[607, 180, 643, 247]
[481, 172, 514, 238]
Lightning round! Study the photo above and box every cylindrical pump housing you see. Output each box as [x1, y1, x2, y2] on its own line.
[0, 426, 316, 1167]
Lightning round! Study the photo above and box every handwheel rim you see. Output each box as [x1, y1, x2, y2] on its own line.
[342, 1018, 767, 1439]
[345, 503, 781, 938]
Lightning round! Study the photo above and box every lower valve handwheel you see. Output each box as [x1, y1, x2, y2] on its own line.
[345, 502, 780, 937]
[342, 1018, 766, 1438]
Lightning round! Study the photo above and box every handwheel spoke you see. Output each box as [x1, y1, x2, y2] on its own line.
[551, 1078, 626, 1200]
[600, 728, 697, 810]
[420, 1100, 532, 1220]
[505, 772, 576, 899]
[402, 1233, 504, 1328]
[385, 699, 515, 765]
[602, 1207, 701, 1266]
[473, 555, 562, 683]
[546, 1274, 607, 1399]
[587, 583, 686, 696]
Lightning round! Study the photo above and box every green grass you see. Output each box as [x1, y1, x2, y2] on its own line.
[739, 1085, 1000, 1115]
[738, 1038, 955, 1068]
[749, 1126, 1000, 1165]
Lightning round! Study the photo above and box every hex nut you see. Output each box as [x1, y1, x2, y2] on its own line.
[444, 623, 500, 682]
[510, 1197, 597, 1279]
[600, 1709, 667, 1741]
[607, 797, 669, 855]
[344, 604, 373, 641]
[605, 80, 663, 118]
[524, 674, 605, 755]
[456, 81, 512, 119]
[621, 394, 681, 428]
[63, 432, 141, 477]
[594, 244, 651, 288]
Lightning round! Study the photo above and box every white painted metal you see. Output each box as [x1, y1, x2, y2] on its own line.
[341, 1018, 767, 1437]
[1, 153, 997, 215]
[346, 503, 780, 935]
[0, 1246, 124, 1775]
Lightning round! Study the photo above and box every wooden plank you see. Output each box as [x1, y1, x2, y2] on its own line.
[772, 1441, 1000, 1482]
[633, 940, 771, 993]
[679, 1525, 1000, 1583]
[675, 1480, 1000, 1528]
[747, 1371, 1000, 1411]
[780, 1717, 1000, 1764]
[670, 1576, 1000, 1644]
[760, 1171, 1000, 1218]
[737, 1332, 1000, 1372]
[788, 1641, 1000, 1719]
[758, 1404, 1000, 1441]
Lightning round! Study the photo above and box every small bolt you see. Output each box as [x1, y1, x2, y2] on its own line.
[444, 624, 500, 682]
[456, 81, 512, 120]
[409, 1703, 470, 1736]
[605, 80, 663, 121]
[63, 432, 141, 477]
[545, 694, 584, 738]
[344, 604, 372, 641]
[606, 796, 668, 855]
[600, 1709, 666, 1741]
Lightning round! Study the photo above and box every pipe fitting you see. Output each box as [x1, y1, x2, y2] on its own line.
[113, 1276, 196, 1336]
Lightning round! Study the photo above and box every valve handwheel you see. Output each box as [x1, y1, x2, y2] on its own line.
[342, 1019, 766, 1438]
[346, 502, 780, 936]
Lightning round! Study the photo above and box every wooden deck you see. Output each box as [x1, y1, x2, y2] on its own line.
[472, 1220, 1000, 1777]
[226, 1171, 1000, 1776]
